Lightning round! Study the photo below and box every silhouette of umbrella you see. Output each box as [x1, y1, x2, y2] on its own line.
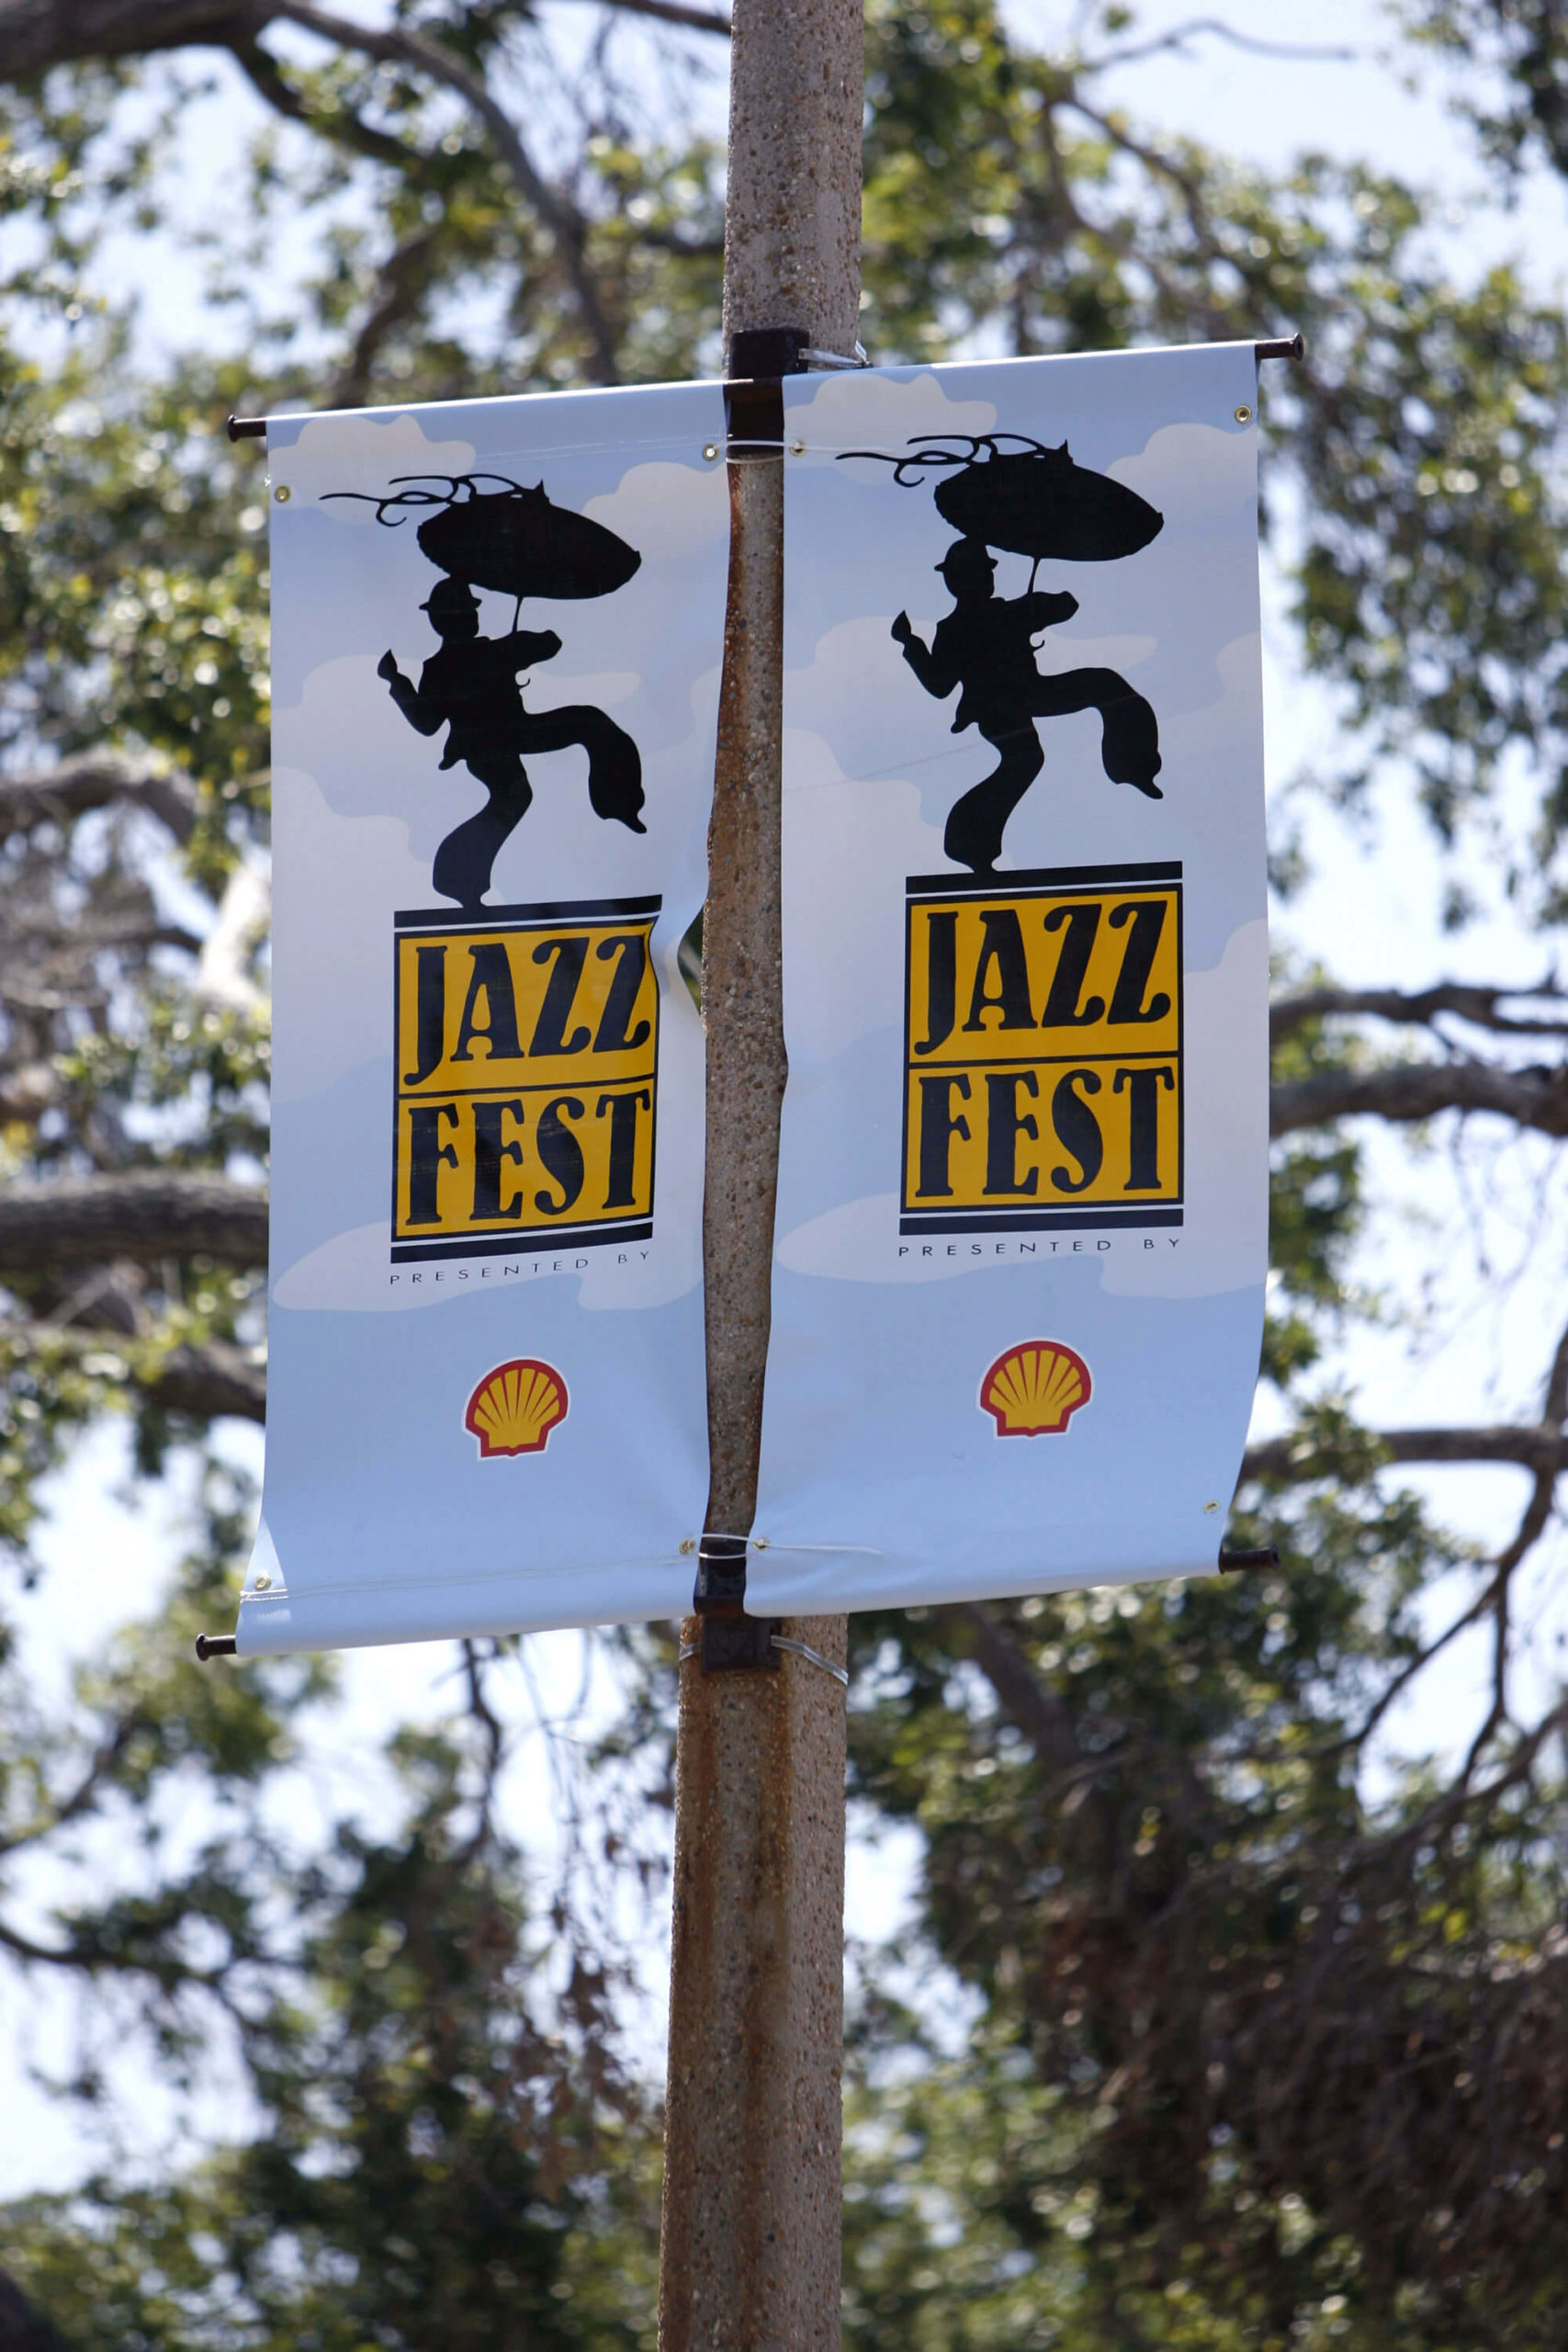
[931, 438, 1162, 562]
[838, 433, 1163, 564]
[323, 471, 641, 601]
[412, 478, 640, 600]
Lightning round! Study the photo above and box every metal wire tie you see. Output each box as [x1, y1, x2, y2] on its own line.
[680, 1634, 848, 1686]
[800, 343, 871, 369]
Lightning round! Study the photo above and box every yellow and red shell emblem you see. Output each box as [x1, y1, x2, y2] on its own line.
[980, 1340, 1091, 1438]
[465, 1358, 568, 1458]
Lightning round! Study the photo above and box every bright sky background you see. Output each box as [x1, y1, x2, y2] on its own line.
[6, 0, 1568, 2202]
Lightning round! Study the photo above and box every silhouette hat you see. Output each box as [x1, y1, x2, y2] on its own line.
[938, 539, 995, 581]
[421, 575, 480, 619]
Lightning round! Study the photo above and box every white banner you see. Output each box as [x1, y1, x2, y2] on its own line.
[750, 344, 1268, 1613]
[242, 382, 728, 1654]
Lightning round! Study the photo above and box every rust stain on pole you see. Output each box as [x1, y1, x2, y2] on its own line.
[658, 0, 863, 2340]
[660, 1605, 849, 2349]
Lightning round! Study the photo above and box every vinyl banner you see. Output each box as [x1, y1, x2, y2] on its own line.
[242, 382, 728, 1654]
[750, 344, 1268, 1614]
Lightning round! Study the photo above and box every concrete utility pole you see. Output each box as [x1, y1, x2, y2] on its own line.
[657, 0, 863, 2344]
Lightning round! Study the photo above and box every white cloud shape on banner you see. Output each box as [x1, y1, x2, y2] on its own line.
[584, 458, 728, 557]
[269, 764, 427, 1103]
[775, 1194, 1127, 1285]
[274, 1222, 700, 1314]
[1159, 630, 1263, 759]
[781, 741, 946, 1062]
[1105, 417, 1247, 518]
[269, 411, 478, 513]
[784, 614, 959, 781]
[788, 368, 998, 450]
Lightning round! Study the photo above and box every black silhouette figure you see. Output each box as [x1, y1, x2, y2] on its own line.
[893, 538, 1161, 874]
[325, 472, 645, 907]
[377, 576, 643, 907]
[841, 434, 1165, 874]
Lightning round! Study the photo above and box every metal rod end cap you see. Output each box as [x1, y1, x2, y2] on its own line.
[1217, 1545, 1282, 1575]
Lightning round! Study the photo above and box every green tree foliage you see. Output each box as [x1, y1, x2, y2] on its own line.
[1, 3, 1567, 2346]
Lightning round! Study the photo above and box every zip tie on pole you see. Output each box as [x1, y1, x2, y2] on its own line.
[679, 1634, 849, 1687]
[770, 1634, 850, 1685]
[800, 343, 870, 369]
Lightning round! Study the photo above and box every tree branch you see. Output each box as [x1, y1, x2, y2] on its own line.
[4, 1320, 267, 1420]
[1271, 979, 1568, 1044]
[0, 0, 727, 84]
[0, 1713, 143, 1860]
[1243, 1422, 1568, 1483]
[1089, 17, 1356, 72]
[323, 223, 443, 408]
[0, 753, 199, 847]
[0, 2267, 71, 2352]
[953, 1600, 1083, 1780]
[193, 863, 269, 1017]
[558, 0, 730, 32]
[0, 1173, 267, 1271]
[269, 0, 624, 384]
[0, 1914, 82, 1967]
[0, 0, 265, 80]
[0, 1905, 230, 1988]
[140, 1334, 266, 1420]
[1270, 1058, 1568, 1139]
[229, 28, 430, 175]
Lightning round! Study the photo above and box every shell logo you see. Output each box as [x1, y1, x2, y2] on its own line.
[980, 1340, 1091, 1438]
[465, 1359, 568, 1458]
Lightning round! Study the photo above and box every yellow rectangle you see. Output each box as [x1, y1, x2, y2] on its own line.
[904, 1056, 1180, 1213]
[396, 919, 658, 1096]
[393, 1080, 655, 1242]
[901, 873, 1183, 1222]
[392, 910, 659, 1250]
[907, 886, 1179, 1065]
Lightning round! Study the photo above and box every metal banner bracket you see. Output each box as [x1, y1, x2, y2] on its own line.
[692, 1531, 782, 1671]
[226, 333, 1303, 451]
[723, 322, 809, 461]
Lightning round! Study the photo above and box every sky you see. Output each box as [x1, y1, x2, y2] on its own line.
[6, 0, 1568, 2200]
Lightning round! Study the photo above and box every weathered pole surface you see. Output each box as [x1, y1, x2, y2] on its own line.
[657, 0, 863, 2344]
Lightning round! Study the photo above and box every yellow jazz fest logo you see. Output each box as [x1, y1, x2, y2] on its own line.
[902, 861, 1182, 1235]
[392, 896, 660, 1263]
